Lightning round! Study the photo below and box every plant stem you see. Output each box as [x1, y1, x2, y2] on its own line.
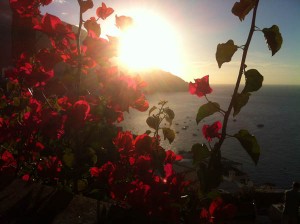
[76, 0, 83, 99]
[71, 0, 85, 194]
[210, 0, 260, 166]
[154, 102, 167, 147]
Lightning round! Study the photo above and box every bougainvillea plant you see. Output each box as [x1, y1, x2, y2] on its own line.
[0, 0, 196, 223]
[190, 0, 282, 197]
[200, 198, 237, 223]
[0, 0, 282, 223]
[1, 0, 150, 183]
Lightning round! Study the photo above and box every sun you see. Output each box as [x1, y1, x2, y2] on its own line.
[117, 9, 183, 75]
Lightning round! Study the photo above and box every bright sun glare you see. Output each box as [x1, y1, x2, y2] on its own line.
[117, 9, 183, 75]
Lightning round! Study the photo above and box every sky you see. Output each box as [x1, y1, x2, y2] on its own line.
[40, 0, 300, 85]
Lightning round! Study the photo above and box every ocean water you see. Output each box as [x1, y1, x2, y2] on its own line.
[119, 85, 300, 188]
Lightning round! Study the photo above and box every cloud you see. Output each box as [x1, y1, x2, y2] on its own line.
[54, 0, 66, 3]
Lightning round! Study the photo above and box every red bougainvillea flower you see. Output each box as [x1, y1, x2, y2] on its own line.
[34, 13, 75, 39]
[1, 150, 17, 171]
[90, 167, 100, 177]
[132, 94, 149, 112]
[40, 0, 53, 5]
[79, 0, 93, 13]
[189, 75, 213, 97]
[200, 208, 209, 220]
[28, 67, 54, 87]
[90, 161, 115, 180]
[209, 197, 223, 217]
[84, 17, 101, 37]
[73, 100, 90, 121]
[40, 109, 66, 139]
[164, 150, 183, 163]
[135, 155, 152, 176]
[115, 15, 133, 31]
[200, 198, 237, 222]
[37, 156, 62, 179]
[36, 48, 62, 71]
[202, 121, 222, 142]
[164, 163, 174, 179]
[56, 96, 72, 111]
[113, 131, 134, 153]
[96, 2, 114, 20]
[28, 97, 42, 113]
[126, 180, 151, 207]
[9, 0, 41, 17]
[82, 32, 111, 60]
[134, 134, 153, 154]
[22, 174, 30, 182]
[34, 13, 63, 34]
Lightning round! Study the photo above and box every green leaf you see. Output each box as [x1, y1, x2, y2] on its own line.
[164, 108, 175, 125]
[13, 97, 20, 107]
[164, 108, 175, 120]
[77, 179, 88, 192]
[233, 92, 251, 117]
[234, 129, 260, 165]
[231, 0, 256, 21]
[86, 189, 102, 199]
[216, 40, 238, 68]
[0, 98, 7, 109]
[196, 102, 220, 125]
[7, 81, 19, 92]
[262, 25, 283, 56]
[146, 116, 160, 129]
[191, 143, 210, 165]
[242, 69, 264, 93]
[88, 148, 98, 165]
[162, 128, 175, 144]
[63, 149, 75, 168]
[206, 190, 221, 200]
[158, 100, 167, 105]
[148, 106, 157, 116]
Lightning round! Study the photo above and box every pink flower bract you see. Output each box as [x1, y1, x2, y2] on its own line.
[96, 2, 114, 20]
[202, 121, 222, 142]
[189, 75, 213, 98]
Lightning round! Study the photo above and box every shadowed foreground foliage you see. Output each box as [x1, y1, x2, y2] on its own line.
[0, 0, 283, 223]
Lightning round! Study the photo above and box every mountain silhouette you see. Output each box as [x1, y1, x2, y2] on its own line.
[136, 69, 188, 94]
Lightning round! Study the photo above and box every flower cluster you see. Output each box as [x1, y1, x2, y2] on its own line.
[90, 131, 189, 221]
[189, 75, 222, 142]
[0, 1, 194, 222]
[200, 198, 237, 223]
[0, 0, 243, 223]
[0, 0, 148, 183]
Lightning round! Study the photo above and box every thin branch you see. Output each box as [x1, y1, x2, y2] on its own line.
[41, 91, 54, 110]
[209, 0, 260, 167]
[76, 0, 83, 99]
[221, 0, 259, 143]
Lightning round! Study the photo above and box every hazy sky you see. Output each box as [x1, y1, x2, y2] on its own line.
[41, 0, 300, 85]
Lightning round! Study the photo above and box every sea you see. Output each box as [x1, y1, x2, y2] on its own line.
[118, 85, 300, 189]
